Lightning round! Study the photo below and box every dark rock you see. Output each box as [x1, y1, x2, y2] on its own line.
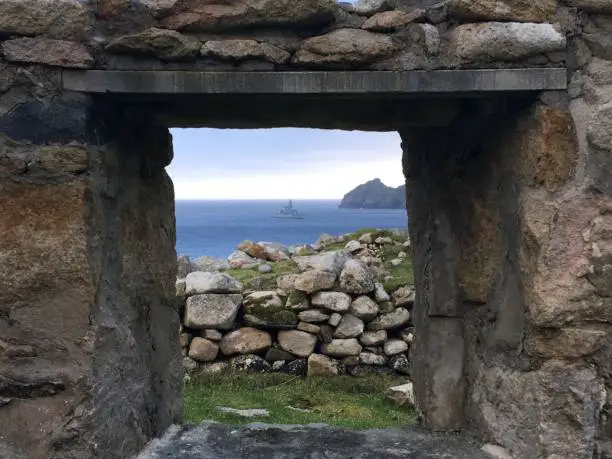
[230, 354, 272, 373]
[339, 178, 406, 209]
[0, 98, 88, 144]
[280, 359, 307, 376]
[389, 354, 411, 375]
[318, 324, 334, 344]
[265, 347, 296, 362]
[347, 364, 395, 377]
[137, 422, 490, 458]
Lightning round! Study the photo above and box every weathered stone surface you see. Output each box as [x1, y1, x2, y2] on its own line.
[293, 251, 350, 274]
[201, 39, 290, 64]
[137, 422, 492, 458]
[360, 351, 386, 365]
[294, 270, 336, 293]
[568, 0, 612, 12]
[388, 382, 415, 407]
[162, 0, 337, 32]
[137, 0, 179, 17]
[449, 0, 557, 22]
[230, 354, 272, 372]
[26, 144, 89, 175]
[588, 102, 612, 153]
[186, 271, 242, 295]
[350, 295, 379, 321]
[278, 330, 317, 357]
[0, 0, 91, 40]
[362, 10, 423, 32]
[188, 337, 219, 362]
[469, 361, 604, 458]
[227, 250, 255, 268]
[354, 0, 392, 15]
[328, 312, 342, 327]
[293, 29, 401, 68]
[389, 354, 410, 375]
[265, 347, 296, 362]
[384, 339, 409, 356]
[311, 291, 352, 312]
[285, 290, 310, 311]
[524, 327, 607, 358]
[321, 338, 362, 357]
[184, 294, 242, 329]
[344, 239, 362, 252]
[307, 353, 341, 376]
[192, 256, 230, 272]
[297, 321, 320, 334]
[334, 314, 365, 338]
[360, 330, 387, 346]
[220, 328, 272, 356]
[339, 259, 376, 294]
[277, 274, 299, 291]
[367, 308, 410, 330]
[374, 283, 390, 303]
[392, 286, 415, 307]
[201, 329, 222, 341]
[106, 28, 201, 61]
[449, 22, 566, 61]
[298, 309, 330, 323]
[2, 38, 93, 69]
[511, 104, 578, 191]
[243, 291, 297, 328]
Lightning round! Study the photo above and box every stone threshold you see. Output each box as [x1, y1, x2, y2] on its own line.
[62, 68, 567, 95]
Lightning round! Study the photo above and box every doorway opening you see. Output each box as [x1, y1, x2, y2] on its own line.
[167, 127, 416, 428]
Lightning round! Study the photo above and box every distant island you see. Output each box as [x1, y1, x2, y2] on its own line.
[339, 179, 406, 209]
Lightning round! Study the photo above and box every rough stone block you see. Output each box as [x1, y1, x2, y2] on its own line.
[449, 0, 557, 22]
[468, 361, 605, 458]
[449, 22, 566, 61]
[2, 38, 94, 69]
[0, 0, 92, 40]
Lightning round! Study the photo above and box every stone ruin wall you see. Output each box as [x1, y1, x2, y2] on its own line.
[0, 0, 611, 458]
[176, 236, 415, 379]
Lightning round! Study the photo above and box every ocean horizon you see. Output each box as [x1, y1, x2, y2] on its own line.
[175, 199, 408, 259]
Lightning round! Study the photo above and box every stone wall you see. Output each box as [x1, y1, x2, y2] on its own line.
[401, 40, 612, 457]
[0, 0, 571, 73]
[0, 0, 611, 458]
[176, 233, 414, 379]
[0, 93, 182, 457]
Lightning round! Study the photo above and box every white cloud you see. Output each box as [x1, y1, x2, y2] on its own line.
[171, 157, 404, 199]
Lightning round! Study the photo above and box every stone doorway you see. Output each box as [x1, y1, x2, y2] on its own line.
[2, 67, 609, 459]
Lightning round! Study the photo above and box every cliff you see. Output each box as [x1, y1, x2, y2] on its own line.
[339, 179, 406, 209]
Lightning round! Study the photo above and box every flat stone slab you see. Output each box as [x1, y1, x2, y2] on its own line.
[62, 68, 566, 94]
[137, 422, 490, 458]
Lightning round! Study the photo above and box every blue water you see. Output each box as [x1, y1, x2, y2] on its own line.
[175, 200, 408, 259]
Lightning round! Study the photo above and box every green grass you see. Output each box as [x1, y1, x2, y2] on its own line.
[382, 261, 414, 293]
[224, 260, 299, 290]
[184, 372, 416, 429]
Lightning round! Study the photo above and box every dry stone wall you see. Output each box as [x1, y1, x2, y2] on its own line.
[176, 232, 415, 379]
[0, 0, 573, 73]
[0, 0, 611, 458]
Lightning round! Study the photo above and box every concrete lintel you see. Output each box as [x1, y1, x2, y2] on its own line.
[62, 69, 567, 95]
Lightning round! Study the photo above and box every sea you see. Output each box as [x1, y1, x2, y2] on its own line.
[175, 200, 408, 259]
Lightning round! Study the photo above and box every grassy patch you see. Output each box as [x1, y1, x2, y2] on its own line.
[225, 260, 299, 290]
[184, 372, 416, 429]
[382, 261, 414, 293]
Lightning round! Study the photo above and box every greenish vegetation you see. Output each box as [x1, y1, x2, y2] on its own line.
[225, 260, 298, 290]
[184, 372, 416, 429]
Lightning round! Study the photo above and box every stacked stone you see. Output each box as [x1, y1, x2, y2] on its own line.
[0, 0, 569, 75]
[177, 249, 415, 378]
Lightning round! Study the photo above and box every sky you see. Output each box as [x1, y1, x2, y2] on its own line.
[166, 128, 405, 200]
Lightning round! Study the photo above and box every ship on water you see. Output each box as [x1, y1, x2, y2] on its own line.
[272, 200, 304, 219]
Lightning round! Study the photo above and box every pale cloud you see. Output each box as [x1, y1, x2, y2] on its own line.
[167, 128, 404, 199]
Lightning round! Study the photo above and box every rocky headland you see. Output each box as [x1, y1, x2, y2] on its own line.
[339, 179, 406, 209]
[175, 228, 414, 381]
